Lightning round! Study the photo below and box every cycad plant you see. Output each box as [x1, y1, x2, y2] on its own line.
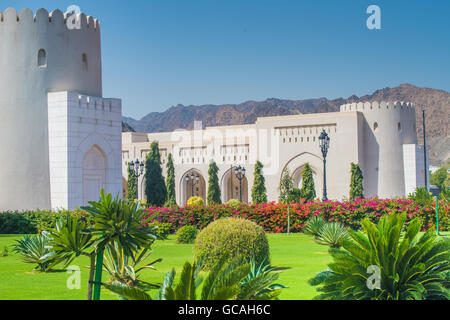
[104, 255, 286, 300]
[309, 213, 450, 300]
[315, 222, 349, 248]
[103, 242, 161, 297]
[13, 234, 52, 272]
[303, 215, 326, 238]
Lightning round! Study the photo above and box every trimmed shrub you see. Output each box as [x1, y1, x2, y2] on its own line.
[193, 217, 270, 270]
[227, 199, 241, 208]
[176, 225, 199, 244]
[187, 196, 204, 207]
[149, 221, 172, 240]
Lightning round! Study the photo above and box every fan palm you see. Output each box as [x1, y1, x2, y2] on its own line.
[303, 215, 326, 238]
[315, 222, 349, 248]
[13, 234, 52, 272]
[309, 213, 450, 300]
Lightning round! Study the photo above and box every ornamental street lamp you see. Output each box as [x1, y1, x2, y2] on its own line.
[130, 159, 144, 199]
[319, 130, 330, 201]
[186, 172, 200, 197]
[234, 165, 246, 202]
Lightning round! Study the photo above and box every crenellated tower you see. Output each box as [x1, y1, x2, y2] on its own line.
[0, 8, 121, 210]
[340, 101, 422, 198]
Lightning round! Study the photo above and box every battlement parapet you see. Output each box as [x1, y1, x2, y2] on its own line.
[340, 101, 414, 112]
[0, 8, 100, 32]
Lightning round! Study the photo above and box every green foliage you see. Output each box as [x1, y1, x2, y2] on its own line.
[440, 186, 450, 201]
[315, 222, 349, 248]
[148, 222, 172, 240]
[43, 213, 94, 269]
[13, 234, 52, 272]
[207, 161, 222, 205]
[349, 162, 364, 199]
[279, 167, 293, 204]
[408, 187, 433, 205]
[0, 246, 8, 257]
[227, 199, 241, 208]
[431, 167, 448, 188]
[303, 215, 326, 238]
[176, 225, 199, 244]
[165, 153, 177, 207]
[193, 217, 270, 270]
[309, 213, 450, 300]
[187, 196, 204, 207]
[104, 255, 285, 300]
[288, 188, 303, 203]
[251, 161, 267, 204]
[299, 163, 316, 202]
[126, 162, 137, 203]
[103, 242, 161, 293]
[239, 259, 287, 300]
[81, 190, 158, 259]
[145, 141, 167, 207]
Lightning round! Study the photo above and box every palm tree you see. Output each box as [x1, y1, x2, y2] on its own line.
[309, 213, 450, 300]
[44, 190, 158, 300]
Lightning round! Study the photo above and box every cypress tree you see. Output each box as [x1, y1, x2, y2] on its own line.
[165, 153, 176, 207]
[279, 167, 293, 204]
[300, 163, 316, 202]
[207, 161, 221, 205]
[251, 161, 267, 204]
[126, 162, 137, 202]
[144, 141, 167, 207]
[349, 162, 364, 199]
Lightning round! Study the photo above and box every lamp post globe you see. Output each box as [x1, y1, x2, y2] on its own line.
[318, 130, 330, 201]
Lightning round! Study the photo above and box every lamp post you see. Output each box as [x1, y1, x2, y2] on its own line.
[319, 130, 330, 201]
[129, 159, 144, 199]
[186, 172, 200, 198]
[234, 165, 246, 202]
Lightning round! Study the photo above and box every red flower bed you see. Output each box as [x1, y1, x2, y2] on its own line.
[144, 198, 449, 233]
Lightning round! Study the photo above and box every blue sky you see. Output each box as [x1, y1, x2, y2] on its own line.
[5, 0, 450, 119]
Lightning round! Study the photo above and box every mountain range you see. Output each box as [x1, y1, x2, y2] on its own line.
[122, 83, 449, 165]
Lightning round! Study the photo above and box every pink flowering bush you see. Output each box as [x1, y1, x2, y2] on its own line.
[143, 198, 449, 234]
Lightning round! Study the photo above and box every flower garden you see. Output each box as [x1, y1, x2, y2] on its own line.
[0, 195, 449, 300]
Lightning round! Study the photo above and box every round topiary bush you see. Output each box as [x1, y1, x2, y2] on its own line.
[193, 217, 270, 270]
[226, 199, 241, 208]
[186, 196, 204, 207]
[176, 225, 199, 244]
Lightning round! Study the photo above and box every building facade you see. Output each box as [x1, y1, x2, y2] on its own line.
[0, 8, 122, 210]
[122, 101, 427, 205]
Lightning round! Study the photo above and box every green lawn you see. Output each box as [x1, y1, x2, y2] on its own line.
[0, 233, 333, 300]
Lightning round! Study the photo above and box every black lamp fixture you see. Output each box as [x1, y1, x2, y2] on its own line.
[319, 130, 330, 201]
[129, 159, 145, 199]
[186, 172, 200, 197]
[234, 165, 246, 202]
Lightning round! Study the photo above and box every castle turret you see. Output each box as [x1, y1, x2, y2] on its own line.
[340, 101, 419, 198]
[0, 8, 115, 210]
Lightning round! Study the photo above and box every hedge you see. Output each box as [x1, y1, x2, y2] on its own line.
[145, 198, 449, 233]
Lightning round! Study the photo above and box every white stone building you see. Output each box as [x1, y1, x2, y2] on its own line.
[0, 8, 122, 210]
[122, 101, 428, 205]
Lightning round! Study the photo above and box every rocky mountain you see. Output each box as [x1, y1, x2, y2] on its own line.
[122, 84, 449, 165]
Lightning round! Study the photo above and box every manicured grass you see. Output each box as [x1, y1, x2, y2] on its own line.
[1, 231, 446, 300]
[0, 233, 332, 300]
